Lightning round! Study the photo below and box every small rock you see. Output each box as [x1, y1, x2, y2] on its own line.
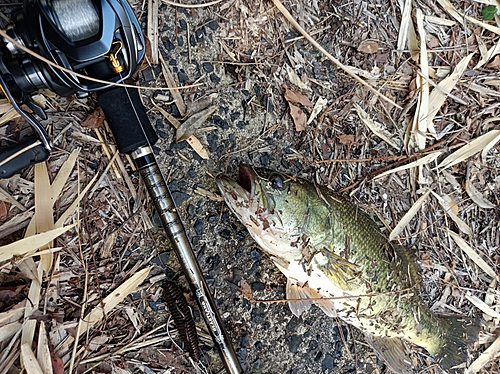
[321, 354, 335, 372]
[163, 39, 175, 51]
[179, 19, 187, 31]
[286, 334, 303, 353]
[250, 248, 262, 261]
[251, 282, 265, 291]
[210, 73, 220, 83]
[193, 218, 204, 235]
[202, 62, 214, 73]
[206, 19, 219, 30]
[177, 70, 189, 84]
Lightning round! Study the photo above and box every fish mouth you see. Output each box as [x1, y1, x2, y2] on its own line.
[216, 164, 257, 202]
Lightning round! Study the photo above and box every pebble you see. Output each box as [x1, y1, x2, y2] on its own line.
[177, 69, 189, 84]
[206, 19, 219, 30]
[187, 204, 196, 216]
[236, 120, 248, 129]
[202, 62, 214, 73]
[189, 34, 197, 46]
[250, 248, 262, 261]
[163, 39, 175, 51]
[251, 282, 265, 291]
[170, 191, 190, 206]
[321, 353, 335, 372]
[195, 27, 205, 42]
[193, 218, 204, 235]
[213, 115, 229, 129]
[177, 36, 184, 47]
[286, 334, 302, 353]
[150, 251, 170, 266]
[250, 306, 265, 323]
[209, 73, 220, 83]
[179, 19, 187, 31]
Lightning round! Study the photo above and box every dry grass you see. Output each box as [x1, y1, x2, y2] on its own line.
[1, 0, 500, 373]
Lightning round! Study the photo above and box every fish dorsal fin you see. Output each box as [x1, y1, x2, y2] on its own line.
[285, 279, 337, 318]
[364, 334, 414, 374]
[316, 250, 361, 291]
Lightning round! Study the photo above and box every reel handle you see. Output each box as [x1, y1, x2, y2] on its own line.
[96, 87, 158, 153]
[0, 136, 50, 178]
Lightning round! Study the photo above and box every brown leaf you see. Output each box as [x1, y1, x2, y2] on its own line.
[81, 107, 105, 129]
[239, 279, 254, 302]
[486, 55, 500, 69]
[0, 201, 9, 220]
[338, 134, 356, 145]
[289, 103, 307, 132]
[284, 87, 314, 107]
[358, 40, 379, 54]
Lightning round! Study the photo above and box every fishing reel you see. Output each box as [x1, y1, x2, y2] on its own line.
[0, 0, 146, 178]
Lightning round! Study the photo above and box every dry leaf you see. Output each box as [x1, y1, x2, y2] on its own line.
[486, 55, 500, 69]
[0, 225, 74, 262]
[465, 179, 495, 209]
[354, 103, 399, 149]
[438, 130, 500, 170]
[338, 134, 356, 145]
[358, 40, 379, 54]
[0, 201, 9, 220]
[389, 190, 430, 240]
[374, 152, 442, 180]
[176, 105, 217, 142]
[240, 279, 254, 302]
[81, 107, 105, 129]
[289, 103, 307, 132]
[307, 97, 328, 124]
[448, 230, 497, 279]
[467, 334, 500, 373]
[284, 87, 313, 107]
[432, 192, 472, 235]
[21, 343, 44, 374]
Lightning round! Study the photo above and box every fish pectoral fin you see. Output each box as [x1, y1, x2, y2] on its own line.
[286, 279, 313, 317]
[285, 279, 338, 318]
[317, 250, 361, 291]
[364, 334, 414, 374]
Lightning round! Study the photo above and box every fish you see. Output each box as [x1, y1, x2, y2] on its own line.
[216, 164, 479, 374]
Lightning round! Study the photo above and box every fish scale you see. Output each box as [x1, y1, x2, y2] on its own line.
[217, 164, 480, 374]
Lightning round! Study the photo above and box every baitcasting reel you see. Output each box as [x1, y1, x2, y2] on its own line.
[0, 0, 146, 178]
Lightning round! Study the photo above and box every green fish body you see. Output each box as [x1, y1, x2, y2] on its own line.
[216, 164, 479, 373]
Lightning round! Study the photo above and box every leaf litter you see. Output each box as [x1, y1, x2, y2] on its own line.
[1, 0, 500, 372]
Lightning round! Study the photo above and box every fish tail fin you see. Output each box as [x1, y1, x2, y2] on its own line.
[431, 315, 480, 372]
[364, 334, 414, 374]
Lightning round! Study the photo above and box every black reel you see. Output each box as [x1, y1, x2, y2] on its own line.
[0, 0, 146, 178]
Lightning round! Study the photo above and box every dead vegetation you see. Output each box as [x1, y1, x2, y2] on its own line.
[1, 0, 500, 373]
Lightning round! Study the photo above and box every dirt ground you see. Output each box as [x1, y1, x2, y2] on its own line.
[1, 0, 500, 373]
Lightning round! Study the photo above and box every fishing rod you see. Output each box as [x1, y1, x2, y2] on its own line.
[0, 1, 242, 372]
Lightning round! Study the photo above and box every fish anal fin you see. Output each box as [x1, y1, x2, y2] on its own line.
[286, 279, 313, 317]
[364, 334, 414, 374]
[285, 279, 337, 318]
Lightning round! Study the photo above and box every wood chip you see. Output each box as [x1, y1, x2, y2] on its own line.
[358, 40, 379, 54]
[147, 0, 159, 65]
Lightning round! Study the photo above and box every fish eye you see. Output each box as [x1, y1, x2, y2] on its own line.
[269, 174, 284, 190]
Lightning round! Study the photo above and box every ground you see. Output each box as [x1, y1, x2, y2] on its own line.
[0, 0, 499, 373]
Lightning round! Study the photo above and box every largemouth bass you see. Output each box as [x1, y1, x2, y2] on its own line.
[216, 164, 479, 373]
